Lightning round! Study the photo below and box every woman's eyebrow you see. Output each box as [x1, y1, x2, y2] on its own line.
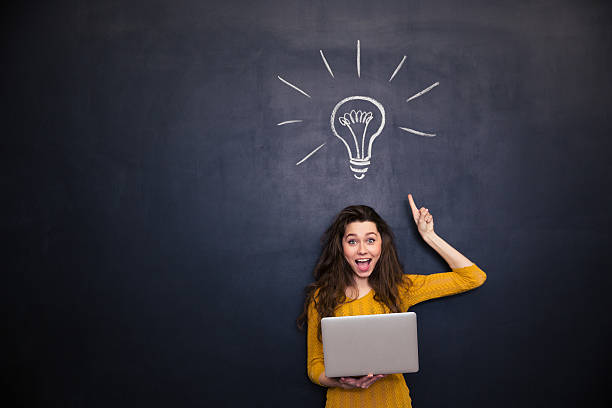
[344, 232, 378, 238]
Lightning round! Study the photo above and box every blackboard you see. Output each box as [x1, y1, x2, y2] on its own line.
[4, 0, 611, 406]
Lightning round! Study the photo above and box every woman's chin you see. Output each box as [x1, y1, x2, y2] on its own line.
[352, 269, 373, 279]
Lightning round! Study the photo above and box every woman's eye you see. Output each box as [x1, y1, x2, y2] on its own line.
[348, 239, 356, 245]
[368, 238, 375, 243]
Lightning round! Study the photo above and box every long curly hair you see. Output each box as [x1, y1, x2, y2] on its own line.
[296, 205, 411, 340]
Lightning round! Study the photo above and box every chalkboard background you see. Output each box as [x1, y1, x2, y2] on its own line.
[3, 0, 612, 406]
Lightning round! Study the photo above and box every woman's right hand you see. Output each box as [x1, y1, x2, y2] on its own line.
[337, 373, 386, 389]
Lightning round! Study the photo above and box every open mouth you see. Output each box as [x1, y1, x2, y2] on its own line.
[355, 259, 371, 272]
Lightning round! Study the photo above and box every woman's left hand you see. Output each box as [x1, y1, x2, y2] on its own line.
[408, 194, 434, 238]
[339, 373, 386, 389]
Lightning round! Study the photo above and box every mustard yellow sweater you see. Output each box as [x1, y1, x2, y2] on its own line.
[307, 264, 486, 408]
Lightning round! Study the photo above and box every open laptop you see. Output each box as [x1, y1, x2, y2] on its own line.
[321, 312, 419, 377]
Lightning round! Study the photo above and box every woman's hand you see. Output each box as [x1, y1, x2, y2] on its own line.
[319, 372, 385, 389]
[407, 193, 474, 269]
[337, 373, 386, 389]
[408, 193, 434, 238]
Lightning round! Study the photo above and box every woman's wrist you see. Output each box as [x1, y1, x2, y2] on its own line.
[420, 231, 473, 269]
[319, 372, 340, 388]
[421, 231, 437, 244]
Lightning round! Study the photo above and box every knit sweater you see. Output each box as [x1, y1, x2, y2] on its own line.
[306, 264, 486, 408]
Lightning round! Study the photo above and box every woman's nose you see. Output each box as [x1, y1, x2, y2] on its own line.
[358, 242, 367, 254]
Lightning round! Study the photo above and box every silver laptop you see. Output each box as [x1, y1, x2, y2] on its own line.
[321, 312, 419, 377]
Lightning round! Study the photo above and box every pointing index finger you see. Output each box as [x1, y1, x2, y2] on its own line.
[408, 194, 419, 217]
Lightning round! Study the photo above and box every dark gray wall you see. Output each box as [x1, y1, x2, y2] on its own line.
[3, 0, 611, 406]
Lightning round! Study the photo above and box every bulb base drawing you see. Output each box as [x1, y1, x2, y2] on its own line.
[349, 158, 370, 180]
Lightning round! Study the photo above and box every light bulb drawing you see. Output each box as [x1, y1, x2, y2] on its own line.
[275, 40, 439, 180]
[330, 96, 385, 179]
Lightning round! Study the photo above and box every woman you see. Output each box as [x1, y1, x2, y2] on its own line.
[296, 194, 486, 408]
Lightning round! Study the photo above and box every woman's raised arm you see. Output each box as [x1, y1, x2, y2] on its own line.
[408, 193, 473, 269]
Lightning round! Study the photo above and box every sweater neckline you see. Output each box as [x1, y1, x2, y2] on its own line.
[347, 288, 373, 301]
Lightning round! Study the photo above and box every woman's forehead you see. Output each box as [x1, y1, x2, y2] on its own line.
[344, 221, 379, 236]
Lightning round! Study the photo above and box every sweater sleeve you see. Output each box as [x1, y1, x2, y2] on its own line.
[306, 298, 326, 386]
[402, 264, 486, 309]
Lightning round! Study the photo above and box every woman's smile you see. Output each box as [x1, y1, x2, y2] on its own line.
[355, 259, 372, 272]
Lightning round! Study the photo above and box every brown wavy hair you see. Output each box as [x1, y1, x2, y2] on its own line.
[296, 205, 412, 340]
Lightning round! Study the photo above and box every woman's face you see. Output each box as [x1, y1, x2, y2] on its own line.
[342, 221, 382, 281]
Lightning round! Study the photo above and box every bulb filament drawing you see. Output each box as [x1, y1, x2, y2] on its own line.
[330, 96, 385, 179]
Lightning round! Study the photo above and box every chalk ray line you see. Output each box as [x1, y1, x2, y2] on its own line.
[296, 143, 326, 165]
[277, 120, 303, 126]
[357, 40, 361, 78]
[406, 82, 439, 102]
[389, 56, 407, 82]
[398, 127, 436, 137]
[277, 75, 312, 98]
[319, 50, 335, 78]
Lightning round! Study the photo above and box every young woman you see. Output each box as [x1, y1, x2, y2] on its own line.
[297, 194, 486, 408]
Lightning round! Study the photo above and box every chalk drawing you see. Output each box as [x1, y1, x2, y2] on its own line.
[320, 50, 335, 78]
[296, 143, 326, 165]
[277, 75, 312, 98]
[331, 96, 385, 179]
[399, 127, 436, 137]
[277, 120, 303, 126]
[275, 41, 440, 179]
[357, 40, 361, 78]
[406, 82, 439, 102]
[389, 56, 407, 82]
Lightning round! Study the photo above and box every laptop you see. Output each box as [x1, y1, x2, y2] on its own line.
[321, 312, 419, 377]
